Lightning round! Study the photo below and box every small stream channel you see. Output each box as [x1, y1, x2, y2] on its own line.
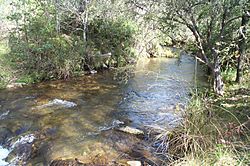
[0, 53, 204, 165]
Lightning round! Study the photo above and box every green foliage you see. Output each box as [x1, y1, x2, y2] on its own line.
[6, 0, 141, 82]
[88, 18, 138, 67]
[0, 41, 12, 88]
[222, 68, 237, 83]
[8, 11, 85, 81]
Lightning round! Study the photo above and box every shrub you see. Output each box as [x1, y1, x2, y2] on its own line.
[8, 13, 138, 82]
[8, 14, 85, 81]
[88, 18, 138, 67]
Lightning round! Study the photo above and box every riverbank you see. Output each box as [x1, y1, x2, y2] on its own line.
[0, 1, 178, 90]
[0, 38, 179, 90]
[168, 76, 250, 165]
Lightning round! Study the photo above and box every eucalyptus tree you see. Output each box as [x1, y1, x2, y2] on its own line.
[236, 1, 250, 83]
[161, 0, 248, 95]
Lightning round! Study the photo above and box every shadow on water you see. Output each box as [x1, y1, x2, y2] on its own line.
[0, 53, 205, 165]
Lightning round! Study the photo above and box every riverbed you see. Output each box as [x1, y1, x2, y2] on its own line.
[0, 53, 203, 165]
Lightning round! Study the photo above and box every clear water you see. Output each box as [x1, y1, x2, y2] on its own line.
[0, 54, 203, 165]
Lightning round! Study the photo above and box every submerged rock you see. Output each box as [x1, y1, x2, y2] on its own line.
[0, 127, 13, 145]
[116, 126, 144, 135]
[5, 134, 36, 165]
[100, 129, 162, 164]
[50, 158, 84, 166]
[14, 125, 31, 136]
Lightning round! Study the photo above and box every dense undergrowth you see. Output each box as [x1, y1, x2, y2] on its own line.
[7, 13, 139, 82]
[0, 40, 12, 88]
[0, 0, 177, 87]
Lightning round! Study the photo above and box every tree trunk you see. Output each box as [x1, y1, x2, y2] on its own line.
[188, 22, 225, 95]
[213, 56, 224, 96]
[236, 50, 243, 83]
[55, 0, 61, 33]
[236, 10, 249, 83]
[81, 0, 88, 42]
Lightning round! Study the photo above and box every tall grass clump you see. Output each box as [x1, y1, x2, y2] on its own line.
[153, 84, 250, 165]
[167, 93, 216, 160]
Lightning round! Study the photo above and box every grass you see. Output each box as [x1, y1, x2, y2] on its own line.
[154, 75, 250, 165]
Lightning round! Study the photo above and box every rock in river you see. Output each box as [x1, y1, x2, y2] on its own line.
[116, 126, 144, 136]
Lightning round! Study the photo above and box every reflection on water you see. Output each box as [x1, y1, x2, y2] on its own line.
[120, 55, 196, 129]
[0, 54, 201, 165]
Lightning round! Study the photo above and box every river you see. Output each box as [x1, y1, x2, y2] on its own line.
[0, 53, 203, 165]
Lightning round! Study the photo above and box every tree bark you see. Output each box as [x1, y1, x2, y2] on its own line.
[213, 55, 224, 96]
[81, 0, 88, 42]
[55, 0, 61, 33]
[211, 3, 228, 96]
[236, 10, 249, 83]
[186, 13, 225, 95]
[191, 24, 224, 96]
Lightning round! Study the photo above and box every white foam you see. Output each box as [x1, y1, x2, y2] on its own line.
[35, 99, 77, 109]
[50, 99, 77, 108]
[11, 134, 35, 149]
[0, 146, 11, 166]
[0, 110, 10, 120]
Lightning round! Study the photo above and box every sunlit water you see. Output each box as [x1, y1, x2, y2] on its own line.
[0, 54, 204, 165]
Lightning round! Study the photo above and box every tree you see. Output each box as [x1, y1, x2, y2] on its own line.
[161, 0, 246, 95]
[236, 1, 250, 83]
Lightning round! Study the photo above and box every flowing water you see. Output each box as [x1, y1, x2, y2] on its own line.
[0, 53, 204, 165]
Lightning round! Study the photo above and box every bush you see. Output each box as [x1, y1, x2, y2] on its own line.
[88, 18, 138, 67]
[8, 15, 85, 81]
[7, 0, 139, 83]
[8, 12, 139, 82]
